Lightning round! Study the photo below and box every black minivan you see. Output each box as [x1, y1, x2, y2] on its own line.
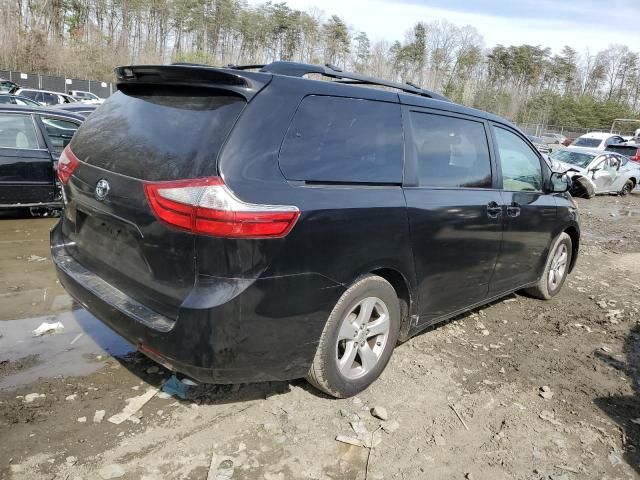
[51, 62, 579, 398]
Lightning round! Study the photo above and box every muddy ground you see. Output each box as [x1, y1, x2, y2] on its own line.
[1, 194, 639, 480]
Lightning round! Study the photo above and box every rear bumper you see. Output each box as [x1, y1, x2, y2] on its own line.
[51, 222, 344, 383]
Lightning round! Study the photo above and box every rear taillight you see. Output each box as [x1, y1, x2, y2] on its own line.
[57, 146, 80, 184]
[144, 177, 300, 238]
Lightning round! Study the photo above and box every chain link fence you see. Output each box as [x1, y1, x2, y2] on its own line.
[0, 69, 114, 98]
[518, 123, 640, 140]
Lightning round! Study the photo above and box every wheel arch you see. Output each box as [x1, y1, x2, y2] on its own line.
[369, 267, 415, 341]
[563, 226, 580, 273]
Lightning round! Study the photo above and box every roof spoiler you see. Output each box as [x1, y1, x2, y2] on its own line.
[114, 65, 271, 100]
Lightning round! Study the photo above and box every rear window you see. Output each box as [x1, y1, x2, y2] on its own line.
[572, 137, 601, 148]
[606, 145, 638, 157]
[279, 96, 403, 184]
[70, 85, 246, 181]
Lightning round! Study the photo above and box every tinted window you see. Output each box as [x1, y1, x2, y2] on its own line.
[0, 96, 12, 104]
[20, 90, 38, 100]
[41, 117, 80, 157]
[606, 145, 638, 157]
[279, 96, 403, 184]
[493, 127, 543, 191]
[0, 113, 39, 149]
[410, 112, 492, 188]
[70, 86, 246, 181]
[41, 93, 59, 105]
[572, 137, 601, 148]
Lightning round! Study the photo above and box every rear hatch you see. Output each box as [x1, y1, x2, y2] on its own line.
[59, 66, 269, 318]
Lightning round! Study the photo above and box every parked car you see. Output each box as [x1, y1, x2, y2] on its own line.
[0, 94, 42, 107]
[68, 90, 104, 105]
[527, 135, 551, 154]
[51, 62, 578, 398]
[14, 88, 77, 106]
[606, 142, 640, 163]
[540, 132, 566, 145]
[54, 103, 98, 118]
[0, 105, 83, 211]
[550, 148, 639, 197]
[570, 132, 625, 150]
[0, 79, 20, 93]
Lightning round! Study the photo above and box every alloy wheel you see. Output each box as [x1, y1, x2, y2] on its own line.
[548, 243, 568, 292]
[336, 297, 391, 379]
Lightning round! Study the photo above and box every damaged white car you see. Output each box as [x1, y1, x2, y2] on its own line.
[549, 148, 639, 198]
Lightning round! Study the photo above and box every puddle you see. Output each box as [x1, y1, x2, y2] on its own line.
[0, 309, 134, 390]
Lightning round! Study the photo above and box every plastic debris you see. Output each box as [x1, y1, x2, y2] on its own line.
[107, 388, 159, 425]
[26, 254, 47, 262]
[32, 321, 64, 336]
[335, 435, 365, 447]
[161, 374, 190, 400]
[24, 393, 45, 403]
[70, 333, 83, 345]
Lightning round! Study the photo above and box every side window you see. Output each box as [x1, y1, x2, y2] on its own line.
[41, 117, 80, 157]
[279, 96, 403, 184]
[409, 112, 492, 188]
[493, 126, 543, 192]
[0, 113, 40, 149]
[41, 93, 58, 105]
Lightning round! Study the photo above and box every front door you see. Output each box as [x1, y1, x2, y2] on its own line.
[0, 112, 55, 205]
[489, 125, 557, 293]
[591, 155, 619, 192]
[403, 108, 503, 323]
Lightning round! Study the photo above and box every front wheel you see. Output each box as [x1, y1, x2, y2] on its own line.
[306, 275, 401, 398]
[525, 232, 572, 300]
[620, 180, 634, 196]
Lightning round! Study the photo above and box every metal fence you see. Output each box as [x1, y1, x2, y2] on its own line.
[0, 69, 114, 98]
[518, 123, 639, 140]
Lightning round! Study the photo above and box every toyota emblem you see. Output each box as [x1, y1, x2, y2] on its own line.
[95, 179, 110, 201]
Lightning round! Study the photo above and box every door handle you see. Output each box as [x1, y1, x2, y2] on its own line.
[486, 201, 502, 218]
[507, 202, 521, 218]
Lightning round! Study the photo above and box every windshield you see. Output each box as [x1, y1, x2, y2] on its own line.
[572, 137, 602, 148]
[550, 150, 595, 168]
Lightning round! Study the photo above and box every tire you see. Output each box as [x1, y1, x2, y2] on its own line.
[620, 180, 634, 196]
[524, 232, 572, 300]
[306, 275, 401, 398]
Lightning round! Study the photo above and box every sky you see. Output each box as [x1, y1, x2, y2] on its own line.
[248, 0, 640, 53]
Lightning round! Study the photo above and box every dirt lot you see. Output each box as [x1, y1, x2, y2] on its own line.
[1, 194, 639, 480]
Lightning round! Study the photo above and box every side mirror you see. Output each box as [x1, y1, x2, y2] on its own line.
[550, 172, 571, 193]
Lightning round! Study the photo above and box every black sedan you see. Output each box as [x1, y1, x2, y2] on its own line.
[0, 105, 84, 211]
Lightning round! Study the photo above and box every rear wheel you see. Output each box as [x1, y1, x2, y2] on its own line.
[306, 275, 401, 398]
[525, 232, 572, 300]
[620, 180, 634, 196]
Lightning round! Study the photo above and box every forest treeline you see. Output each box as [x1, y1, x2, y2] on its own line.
[1, 0, 639, 129]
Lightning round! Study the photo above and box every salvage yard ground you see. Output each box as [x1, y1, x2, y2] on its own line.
[1, 194, 640, 480]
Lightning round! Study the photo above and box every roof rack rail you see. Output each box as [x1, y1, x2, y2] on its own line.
[256, 61, 449, 101]
[226, 64, 266, 71]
